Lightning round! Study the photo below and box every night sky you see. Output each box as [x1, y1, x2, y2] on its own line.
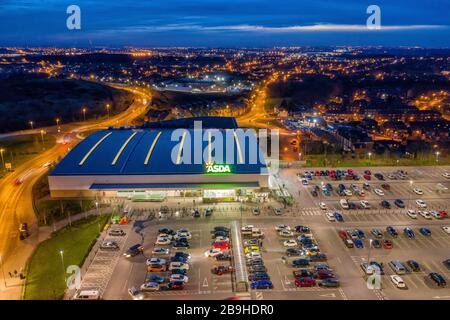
[0, 0, 449, 47]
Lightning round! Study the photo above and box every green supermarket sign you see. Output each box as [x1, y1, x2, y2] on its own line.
[205, 163, 232, 174]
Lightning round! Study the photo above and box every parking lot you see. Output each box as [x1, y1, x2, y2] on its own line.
[84, 166, 449, 300]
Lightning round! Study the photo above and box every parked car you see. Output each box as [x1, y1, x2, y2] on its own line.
[211, 265, 233, 275]
[390, 275, 407, 289]
[419, 227, 431, 236]
[428, 272, 446, 287]
[100, 241, 119, 251]
[152, 247, 170, 255]
[394, 199, 405, 208]
[406, 260, 421, 272]
[250, 280, 273, 289]
[109, 229, 126, 236]
[294, 277, 316, 287]
[404, 227, 415, 238]
[248, 272, 270, 281]
[318, 278, 340, 287]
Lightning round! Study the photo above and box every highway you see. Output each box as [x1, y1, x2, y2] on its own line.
[0, 85, 152, 299]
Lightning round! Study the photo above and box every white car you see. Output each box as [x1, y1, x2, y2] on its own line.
[205, 248, 223, 257]
[246, 252, 262, 259]
[152, 247, 170, 255]
[344, 190, 353, 196]
[242, 225, 255, 232]
[170, 274, 189, 283]
[146, 257, 166, 266]
[442, 172, 450, 179]
[158, 233, 173, 240]
[416, 199, 427, 208]
[155, 237, 171, 245]
[275, 224, 291, 231]
[174, 232, 192, 240]
[442, 226, 450, 234]
[319, 202, 328, 210]
[430, 210, 443, 219]
[406, 210, 417, 219]
[413, 187, 424, 195]
[390, 275, 406, 289]
[339, 198, 349, 210]
[169, 262, 189, 271]
[140, 282, 160, 292]
[374, 189, 384, 196]
[325, 212, 336, 221]
[279, 229, 294, 237]
[360, 200, 371, 209]
[214, 236, 230, 242]
[283, 239, 298, 247]
[418, 211, 432, 220]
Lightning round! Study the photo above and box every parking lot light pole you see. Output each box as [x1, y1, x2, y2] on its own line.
[409, 180, 413, 209]
[95, 201, 99, 216]
[59, 250, 65, 282]
[367, 239, 373, 265]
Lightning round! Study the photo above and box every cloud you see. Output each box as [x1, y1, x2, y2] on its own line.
[109, 23, 448, 34]
[205, 24, 447, 32]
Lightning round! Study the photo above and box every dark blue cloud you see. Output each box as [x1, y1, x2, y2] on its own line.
[0, 0, 449, 47]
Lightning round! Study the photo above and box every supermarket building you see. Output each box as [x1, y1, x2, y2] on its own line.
[48, 117, 271, 202]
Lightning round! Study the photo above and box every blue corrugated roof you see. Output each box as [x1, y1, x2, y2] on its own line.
[50, 127, 267, 176]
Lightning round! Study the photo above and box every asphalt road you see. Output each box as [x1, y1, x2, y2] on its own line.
[0, 85, 151, 299]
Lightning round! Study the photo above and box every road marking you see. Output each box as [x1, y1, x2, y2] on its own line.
[202, 277, 209, 287]
[319, 293, 336, 298]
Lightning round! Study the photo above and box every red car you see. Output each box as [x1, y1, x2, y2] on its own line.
[294, 277, 316, 287]
[347, 169, 354, 175]
[211, 265, 233, 275]
[213, 241, 230, 250]
[337, 230, 348, 240]
[315, 170, 321, 176]
[363, 174, 371, 181]
[439, 211, 448, 219]
[383, 239, 393, 249]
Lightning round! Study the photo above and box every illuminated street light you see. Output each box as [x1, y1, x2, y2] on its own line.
[368, 152, 372, 160]
[40, 129, 45, 144]
[0, 148, 5, 169]
[29, 121, 34, 130]
[59, 250, 65, 282]
[435, 151, 440, 162]
[82, 107, 87, 121]
[106, 104, 111, 118]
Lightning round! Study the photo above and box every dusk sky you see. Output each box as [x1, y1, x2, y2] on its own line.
[1, 0, 449, 47]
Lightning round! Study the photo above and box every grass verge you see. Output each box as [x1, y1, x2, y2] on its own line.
[23, 215, 108, 300]
[0, 134, 56, 178]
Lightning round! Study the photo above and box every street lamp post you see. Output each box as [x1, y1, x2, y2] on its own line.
[106, 104, 111, 119]
[95, 201, 99, 216]
[435, 151, 440, 163]
[59, 250, 65, 282]
[409, 180, 413, 209]
[0, 148, 5, 170]
[82, 107, 87, 121]
[367, 239, 373, 266]
[368, 152, 372, 161]
[40, 129, 45, 144]
[29, 121, 34, 130]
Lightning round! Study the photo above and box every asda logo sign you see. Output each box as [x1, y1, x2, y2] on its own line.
[205, 163, 232, 174]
